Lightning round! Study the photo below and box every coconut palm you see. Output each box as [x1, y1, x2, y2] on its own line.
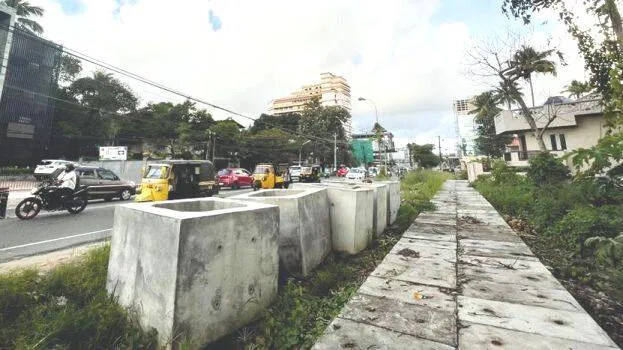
[506, 45, 557, 107]
[494, 79, 522, 110]
[469, 91, 499, 122]
[4, 0, 44, 34]
[563, 80, 592, 99]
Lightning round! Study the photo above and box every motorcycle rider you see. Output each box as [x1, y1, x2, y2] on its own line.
[50, 163, 77, 206]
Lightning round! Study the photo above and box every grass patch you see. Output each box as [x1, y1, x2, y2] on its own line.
[0, 245, 158, 349]
[0, 170, 450, 350]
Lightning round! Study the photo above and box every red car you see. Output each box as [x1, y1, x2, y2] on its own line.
[336, 166, 349, 177]
[218, 168, 254, 189]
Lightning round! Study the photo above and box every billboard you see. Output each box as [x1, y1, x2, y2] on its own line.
[99, 146, 127, 160]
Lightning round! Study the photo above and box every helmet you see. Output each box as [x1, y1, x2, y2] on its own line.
[65, 163, 75, 171]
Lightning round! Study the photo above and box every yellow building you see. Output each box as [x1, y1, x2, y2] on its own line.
[268, 72, 352, 135]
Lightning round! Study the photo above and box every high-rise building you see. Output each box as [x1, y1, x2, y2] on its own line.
[453, 98, 478, 157]
[268, 72, 352, 135]
[0, 5, 62, 166]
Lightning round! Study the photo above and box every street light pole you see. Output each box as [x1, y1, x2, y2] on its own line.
[437, 136, 442, 171]
[299, 140, 311, 166]
[358, 96, 385, 170]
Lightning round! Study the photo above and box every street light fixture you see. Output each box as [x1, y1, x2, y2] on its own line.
[299, 140, 311, 165]
[358, 97, 379, 124]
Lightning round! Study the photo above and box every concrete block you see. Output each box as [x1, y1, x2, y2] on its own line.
[458, 296, 617, 347]
[230, 188, 331, 276]
[306, 182, 375, 254]
[309, 181, 388, 237]
[107, 198, 279, 347]
[313, 317, 454, 350]
[379, 180, 400, 225]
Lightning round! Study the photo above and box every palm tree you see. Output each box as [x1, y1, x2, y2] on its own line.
[494, 80, 522, 110]
[469, 91, 499, 122]
[506, 46, 557, 107]
[4, 0, 44, 34]
[563, 80, 592, 99]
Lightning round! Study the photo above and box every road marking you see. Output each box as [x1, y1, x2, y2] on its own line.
[4, 202, 120, 219]
[0, 228, 112, 251]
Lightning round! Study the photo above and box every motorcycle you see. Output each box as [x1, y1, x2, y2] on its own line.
[15, 181, 89, 220]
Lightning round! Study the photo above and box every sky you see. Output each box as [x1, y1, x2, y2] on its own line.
[31, 0, 589, 157]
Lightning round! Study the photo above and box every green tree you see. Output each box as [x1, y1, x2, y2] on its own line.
[563, 80, 592, 99]
[209, 119, 243, 161]
[250, 113, 300, 134]
[408, 143, 440, 169]
[470, 43, 558, 151]
[507, 46, 557, 107]
[4, 0, 44, 34]
[502, 0, 623, 173]
[494, 80, 522, 110]
[241, 128, 298, 167]
[57, 54, 83, 83]
[470, 91, 513, 158]
[299, 97, 350, 165]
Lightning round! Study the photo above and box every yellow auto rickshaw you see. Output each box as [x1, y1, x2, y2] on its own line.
[252, 163, 290, 190]
[135, 160, 218, 202]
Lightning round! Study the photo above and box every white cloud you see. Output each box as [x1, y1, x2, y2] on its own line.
[30, 0, 592, 152]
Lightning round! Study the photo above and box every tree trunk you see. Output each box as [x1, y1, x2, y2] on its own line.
[605, 0, 623, 49]
[515, 93, 548, 152]
[529, 75, 535, 107]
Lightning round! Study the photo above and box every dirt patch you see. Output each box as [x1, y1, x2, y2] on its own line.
[396, 248, 420, 258]
[458, 215, 483, 225]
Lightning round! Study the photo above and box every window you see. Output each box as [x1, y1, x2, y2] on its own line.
[79, 170, 95, 178]
[98, 169, 117, 181]
[559, 134, 567, 150]
[550, 134, 558, 151]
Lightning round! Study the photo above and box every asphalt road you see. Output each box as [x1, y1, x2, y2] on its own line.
[0, 187, 255, 263]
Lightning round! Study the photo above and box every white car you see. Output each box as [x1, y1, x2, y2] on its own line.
[345, 167, 368, 180]
[290, 166, 302, 182]
[34, 159, 80, 180]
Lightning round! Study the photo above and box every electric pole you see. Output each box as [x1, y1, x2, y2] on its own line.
[333, 133, 337, 173]
[437, 136, 442, 170]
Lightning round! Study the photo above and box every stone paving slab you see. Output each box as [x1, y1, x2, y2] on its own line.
[313, 180, 618, 349]
[313, 318, 454, 350]
[339, 294, 457, 346]
[459, 322, 619, 350]
[460, 239, 536, 260]
[358, 276, 455, 311]
[461, 279, 583, 312]
[458, 296, 616, 346]
[372, 257, 456, 289]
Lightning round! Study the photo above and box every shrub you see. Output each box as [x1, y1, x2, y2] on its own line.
[0, 245, 157, 349]
[491, 160, 522, 184]
[473, 176, 532, 218]
[527, 152, 570, 186]
[456, 169, 468, 180]
[551, 205, 623, 254]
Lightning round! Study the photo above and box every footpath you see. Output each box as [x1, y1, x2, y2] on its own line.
[313, 180, 618, 349]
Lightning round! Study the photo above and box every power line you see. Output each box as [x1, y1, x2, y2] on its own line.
[0, 23, 353, 145]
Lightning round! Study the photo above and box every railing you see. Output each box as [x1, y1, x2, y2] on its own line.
[0, 176, 38, 190]
[517, 151, 541, 161]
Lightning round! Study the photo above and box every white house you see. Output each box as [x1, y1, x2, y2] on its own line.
[494, 96, 605, 167]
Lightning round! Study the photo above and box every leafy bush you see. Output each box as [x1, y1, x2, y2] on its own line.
[584, 235, 623, 267]
[456, 169, 468, 180]
[473, 175, 532, 218]
[550, 205, 623, 253]
[527, 152, 570, 186]
[491, 160, 522, 185]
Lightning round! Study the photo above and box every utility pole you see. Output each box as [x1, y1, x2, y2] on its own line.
[212, 132, 216, 162]
[333, 133, 337, 173]
[437, 136, 442, 171]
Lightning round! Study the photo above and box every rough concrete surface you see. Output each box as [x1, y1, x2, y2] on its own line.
[308, 182, 375, 254]
[107, 197, 280, 347]
[231, 188, 331, 276]
[314, 180, 618, 349]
